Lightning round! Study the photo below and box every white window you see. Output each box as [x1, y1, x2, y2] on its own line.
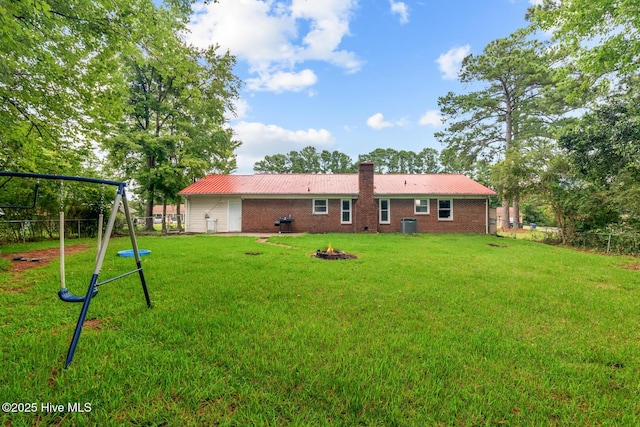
[438, 199, 453, 221]
[379, 199, 390, 224]
[414, 199, 430, 214]
[341, 199, 352, 224]
[313, 199, 328, 215]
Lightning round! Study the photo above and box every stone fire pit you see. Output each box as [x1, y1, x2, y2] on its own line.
[314, 244, 357, 260]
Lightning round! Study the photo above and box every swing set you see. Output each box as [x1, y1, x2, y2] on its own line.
[0, 172, 152, 369]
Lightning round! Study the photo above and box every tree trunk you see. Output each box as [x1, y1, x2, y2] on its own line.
[145, 198, 154, 231]
[501, 199, 511, 230]
[513, 196, 520, 230]
[501, 79, 514, 232]
[145, 154, 156, 232]
[176, 200, 182, 231]
[162, 199, 167, 234]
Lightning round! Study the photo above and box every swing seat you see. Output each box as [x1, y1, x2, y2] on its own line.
[117, 249, 151, 257]
[58, 287, 98, 303]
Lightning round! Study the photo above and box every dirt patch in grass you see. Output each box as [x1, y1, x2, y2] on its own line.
[596, 282, 620, 290]
[256, 237, 294, 248]
[84, 318, 103, 331]
[620, 262, 640, 271]
[1, 244, 90, 274]
[488, 243, 508, 248]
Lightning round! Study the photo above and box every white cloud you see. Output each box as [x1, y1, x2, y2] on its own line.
[395, 117, 409, 127]
[367, 113, 393, 130]
[187, 0, 362, 93]
[246, 69, 318, 93]
[366, 113, 407, 130]
[419, 110, 443, 127]
[436, 45, 471, 80]
[528, 0, 544, 5]
[232, 120, 335, 173]
[389, 0, 409, 25]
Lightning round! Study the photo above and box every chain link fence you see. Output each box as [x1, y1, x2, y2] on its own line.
[133, 216, 184, 232]
[0, 214, 185, 244]
[0, 218, 100, 244]
[541, 229, 640, 256]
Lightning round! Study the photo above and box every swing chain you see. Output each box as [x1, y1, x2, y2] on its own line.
[99, 183, 105, 215]
[59, 180, 65, 212]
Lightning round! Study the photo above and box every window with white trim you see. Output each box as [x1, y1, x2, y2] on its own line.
[414, 199, 430, 214]
[379, 199, 390, 224]
[438, 199, 453, 220]
[313, 199, 328, 214]
[341, 199, 352, 224]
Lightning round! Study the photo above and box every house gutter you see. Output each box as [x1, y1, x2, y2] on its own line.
[485, 198, 489, 235]
[184, 195, 190, 233]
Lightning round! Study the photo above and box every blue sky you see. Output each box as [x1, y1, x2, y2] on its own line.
[186, 0, 541, 174]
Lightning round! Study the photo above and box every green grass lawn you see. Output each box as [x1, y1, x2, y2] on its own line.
[1, 233, 639, 426]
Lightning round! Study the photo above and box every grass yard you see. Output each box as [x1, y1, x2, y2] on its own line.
[1, 233, 639, 426]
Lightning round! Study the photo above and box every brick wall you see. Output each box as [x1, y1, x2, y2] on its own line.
[242, 199, 356, 233]
[242, 197, 488, 233]
[377, 198, 488, 233]
[355, 162, 378, 232]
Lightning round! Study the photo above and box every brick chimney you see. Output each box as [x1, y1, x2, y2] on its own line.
[356, 162, 377, 232]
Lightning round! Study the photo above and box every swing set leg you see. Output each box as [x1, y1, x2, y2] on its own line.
[64, 276, 98, 369]
[122, 192, 152, 309]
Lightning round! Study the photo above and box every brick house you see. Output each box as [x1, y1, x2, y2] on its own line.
[178, 162, 496, 234]
[151, 204, 185, 223]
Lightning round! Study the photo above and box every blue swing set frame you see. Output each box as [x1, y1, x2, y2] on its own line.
[0, 172, 152, 369]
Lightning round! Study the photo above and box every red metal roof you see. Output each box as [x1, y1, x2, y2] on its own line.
[179, 174, 358, 196]
[374, 174, 495, 196]
[179, 173, 495, 196]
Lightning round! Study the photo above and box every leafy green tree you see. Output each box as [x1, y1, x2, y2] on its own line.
[519, 199, 554, 226]
[254, 147, 442, 174]
[528, 0, 640, 78]
[255, 147, 444, 174]
[358, 148, 441, 173]
[254, 154, 289, 174]
[319, 151, 356, 173]
[297, 146, 322, 173]
[0, 0, 160, 173]
[0, 0, 199, 225]
[491, 149, 536, 220]
[561, 81, 640, 186]
[254, 146, 355, 174]
[436, 31, 584, 229]
[357, 149, 395, 173]
[559, 78, 640, 229]
[388, 150, 420, 173]
[103, 7, 240, 230]
[528, 2, 640, 235]
[416, 148, 441, 173]
[536, 152, 621, 243]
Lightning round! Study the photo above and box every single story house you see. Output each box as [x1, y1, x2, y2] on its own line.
[151, 204, 185, 224]
[178, 162, 496, 234]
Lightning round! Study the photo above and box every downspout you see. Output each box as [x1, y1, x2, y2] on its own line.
[184, 196, 190, 232]
[485, 198, 489, 235]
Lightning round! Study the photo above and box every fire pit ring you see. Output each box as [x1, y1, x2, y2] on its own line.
[314, 248, 357, 260]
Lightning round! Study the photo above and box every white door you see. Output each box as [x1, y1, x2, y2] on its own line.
[228, 199, 242, 232]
